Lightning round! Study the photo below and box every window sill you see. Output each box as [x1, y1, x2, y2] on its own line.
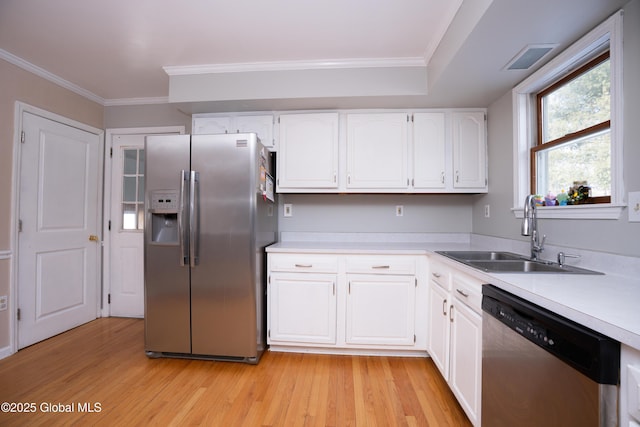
[512, 204, 626, 220]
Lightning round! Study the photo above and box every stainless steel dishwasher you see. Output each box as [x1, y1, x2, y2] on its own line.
[481, 285, 620, 427]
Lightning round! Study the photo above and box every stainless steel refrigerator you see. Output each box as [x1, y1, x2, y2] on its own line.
[143, 133, 277, 363]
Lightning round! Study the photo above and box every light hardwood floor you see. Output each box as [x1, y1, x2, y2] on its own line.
[0, 318, 471, 426]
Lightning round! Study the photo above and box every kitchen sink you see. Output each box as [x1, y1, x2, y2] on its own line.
[436, 251, 603, 274]
[437, 251, 525, 261]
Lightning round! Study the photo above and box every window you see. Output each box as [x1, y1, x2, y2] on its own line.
[122, 148, 145, 230]
[533, 52, 611, 205]
[512, 11, 623, 219]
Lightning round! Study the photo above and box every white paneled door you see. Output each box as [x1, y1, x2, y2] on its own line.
[108, 134, 145, 317]
[106, 128, 183, 318]
[18, 112, 101, 349]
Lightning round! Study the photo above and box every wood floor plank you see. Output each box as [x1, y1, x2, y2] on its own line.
[0, 318, 471, 426]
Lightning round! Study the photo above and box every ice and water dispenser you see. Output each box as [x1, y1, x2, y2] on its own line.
[149, 190, 180, 244]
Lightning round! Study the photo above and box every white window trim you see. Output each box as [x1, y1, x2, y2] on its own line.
[511, 10, 625, 220]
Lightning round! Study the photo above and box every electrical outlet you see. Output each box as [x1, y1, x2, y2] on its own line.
[0, 295, 7, 311]
[629, 192, 640, 222]
[396, 205, 404, 217]
[283, 203, 293, 217]
[484, 204, 491, 218]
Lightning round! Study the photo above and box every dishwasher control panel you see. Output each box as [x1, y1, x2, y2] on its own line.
[492, 304, 554, 347]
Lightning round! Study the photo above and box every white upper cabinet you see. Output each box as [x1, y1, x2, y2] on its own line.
[451, 111, 487, 190]
[412, 112, 447, 190]
[192, 115, 231, 135]
[346, 113, 409, 190]
[194, 109, 487, 193]
[192, 113, 275, 150]
[277, 112, 340, 192]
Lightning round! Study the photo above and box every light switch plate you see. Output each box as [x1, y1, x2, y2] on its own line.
[283, 203, 292, 217]
[629, 192, 640, 222]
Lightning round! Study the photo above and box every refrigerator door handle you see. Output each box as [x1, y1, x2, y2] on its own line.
[179, 170, 188, 266]
[189, 170, 199, 267]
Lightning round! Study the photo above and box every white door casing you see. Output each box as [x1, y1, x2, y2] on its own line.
[17, 109, 103, 349]
[103, 127, 184, 318]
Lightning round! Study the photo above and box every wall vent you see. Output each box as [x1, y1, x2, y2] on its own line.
[504, 44, 557, 70]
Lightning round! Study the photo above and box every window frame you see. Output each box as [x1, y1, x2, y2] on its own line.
[511, 11, 624, 220]
[532, 51, 611, 203]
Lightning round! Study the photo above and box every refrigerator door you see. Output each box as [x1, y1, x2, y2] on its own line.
[144, 134, 191, 354]
[190, 133, 264, 358]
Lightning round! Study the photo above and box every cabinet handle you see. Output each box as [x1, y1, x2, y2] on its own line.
[372, 265, 390, 269]
[456, 288, 469, 298]
[441, 172, 445, 184]
[432, 272, 441, 278]
[333, 173, 337, 183]
[449, 305, 454, 322]
[442, 299, 447, 316]
[333, 282, 335, 296]
[455, 171, 460, 183]
[294, 263, 313, 268]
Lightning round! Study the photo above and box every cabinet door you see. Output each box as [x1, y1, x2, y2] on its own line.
[345, 274, 416, 346]
[413, 112, 447, 189]
[450, 299, 482, 426]
[268, 273, 337, 344]
[347, 113, 409, 190]
[234, 115, 275, 150]
[192, 116, 232, 135]
[277, 113, 339, 191]
[427, 282, 450, 378]
[452, 112, 487, 190]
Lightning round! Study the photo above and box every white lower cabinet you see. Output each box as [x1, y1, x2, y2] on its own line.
[621, 344, 640, 427]
[267, 252, 426, 354]
[269, 273, 337, 345]
[450, 294, 482, 426]
[346, 274, 416, 346]
[427, 256, 483, 426]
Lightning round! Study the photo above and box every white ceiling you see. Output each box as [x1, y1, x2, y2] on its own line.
[0, 0, 630, 111]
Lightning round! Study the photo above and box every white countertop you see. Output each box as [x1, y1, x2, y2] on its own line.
[267, 240, 640, 349]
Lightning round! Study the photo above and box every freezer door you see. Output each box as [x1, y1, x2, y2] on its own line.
[190, 133, 263, 358]
[144, 134, 191, 354]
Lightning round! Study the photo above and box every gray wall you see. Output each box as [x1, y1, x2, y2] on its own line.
[472, 0, 640, 257]
[104, 103, 192, 130]
[278, 194, 475, 234]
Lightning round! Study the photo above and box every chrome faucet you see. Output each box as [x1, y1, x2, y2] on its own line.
[522, 195, 546, 260]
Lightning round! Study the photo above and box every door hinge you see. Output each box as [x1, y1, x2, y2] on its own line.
[17, 308, 21, 321]
[107, 294, 111, 304]
[268, 330, 270, 339]
[18, 219, 22, 232]
[21, 131, 25, 143]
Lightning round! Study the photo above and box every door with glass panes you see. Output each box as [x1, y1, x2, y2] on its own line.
[108, 129, 182, 317]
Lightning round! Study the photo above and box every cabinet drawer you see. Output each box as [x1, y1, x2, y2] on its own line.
[269, 254, 338, 273]
[345, 256, 416, 275]
[429, 259, 451, 290]
[451, 271, 484, 314]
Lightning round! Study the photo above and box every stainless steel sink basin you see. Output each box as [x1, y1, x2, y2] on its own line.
[437, 251, 525, 261]
[435, 251, 603, 274]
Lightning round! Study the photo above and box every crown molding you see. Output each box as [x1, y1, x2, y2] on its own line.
[0, 48, 105, 105]
[163, 57, 427, 76]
